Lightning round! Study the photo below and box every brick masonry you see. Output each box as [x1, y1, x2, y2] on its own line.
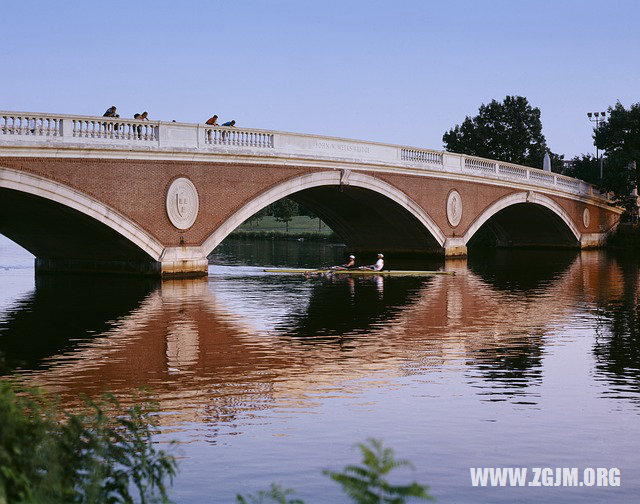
[0, 156, 620, 251]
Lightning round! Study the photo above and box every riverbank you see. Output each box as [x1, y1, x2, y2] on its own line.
[231, 216, 341, 242]
[607, 223, 640, 249]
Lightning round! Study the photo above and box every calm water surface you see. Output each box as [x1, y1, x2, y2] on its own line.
[1, 235, 639, 503]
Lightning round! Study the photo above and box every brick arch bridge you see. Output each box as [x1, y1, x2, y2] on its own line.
[0, 111, 622, 277]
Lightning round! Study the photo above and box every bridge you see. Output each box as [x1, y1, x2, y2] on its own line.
[0, 110, 622, 277]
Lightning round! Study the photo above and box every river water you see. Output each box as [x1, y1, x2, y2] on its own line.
[0, 234, 639, 503]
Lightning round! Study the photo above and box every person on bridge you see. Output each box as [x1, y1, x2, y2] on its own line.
[133, 112, 149, 138]
[205, 115, 219, 126]
[103, 106, 120, 135]
[360, 253, 384, 271]
[220, 120, 236, 141]
[333, 255, 356, 270]
[103, 106, 119, 118]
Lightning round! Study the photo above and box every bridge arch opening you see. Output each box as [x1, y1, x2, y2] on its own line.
[0, 167, 164, 273]
[464, 192, 581, 250]
[202, 171, 446, 256]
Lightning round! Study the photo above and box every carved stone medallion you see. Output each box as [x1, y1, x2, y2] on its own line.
[583, 207, 590, 229]
[447, 190, 462, 227]
[166, 177, 199, 230]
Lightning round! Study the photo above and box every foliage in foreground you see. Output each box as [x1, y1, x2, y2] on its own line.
[237, 438, 433, 504]
[0, 381, 177, 504]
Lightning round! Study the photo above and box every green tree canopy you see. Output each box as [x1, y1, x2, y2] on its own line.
[271, 198, 299, 232]
[443, 95, 562, 170]
[594, 101, 640, 205]
[564, 154, 600, 185]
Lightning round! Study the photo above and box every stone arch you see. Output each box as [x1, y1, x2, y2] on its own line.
[200, 170, 446, 256]
[0, 166, 164, 260]
[462, 191, 581, 246]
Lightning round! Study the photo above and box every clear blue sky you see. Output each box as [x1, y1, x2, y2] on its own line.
[1, 0, 638, 158]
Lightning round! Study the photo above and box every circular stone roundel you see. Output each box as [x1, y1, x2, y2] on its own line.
[447, 190, 462, 227]
[166, 177, 199, 230]
[583, 207, 590, 229]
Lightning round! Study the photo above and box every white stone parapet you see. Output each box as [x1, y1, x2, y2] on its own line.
[0, 110, 607, 203]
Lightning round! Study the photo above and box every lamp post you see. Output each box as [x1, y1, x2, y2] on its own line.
[587, 111, 606, 178]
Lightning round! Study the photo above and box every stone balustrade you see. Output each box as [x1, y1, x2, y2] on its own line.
[0, 110, 605, 202]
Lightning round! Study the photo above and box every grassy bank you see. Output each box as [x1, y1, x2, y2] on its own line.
[232, 216, 341, 241]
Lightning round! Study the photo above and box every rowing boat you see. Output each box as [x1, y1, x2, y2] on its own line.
[263, 268, 455, 276]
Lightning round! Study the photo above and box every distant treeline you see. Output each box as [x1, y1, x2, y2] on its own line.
[245, 198, 316, 228]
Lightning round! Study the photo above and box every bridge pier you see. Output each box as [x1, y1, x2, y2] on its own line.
[159, 247, 209, 278]
[443, 238, 467, 258]
[580, 232, 609, 249]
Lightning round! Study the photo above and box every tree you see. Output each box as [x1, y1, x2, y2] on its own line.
[245, 206, 270, 227]
[271, 198, 299, 232]
[297, 204, 325, 231]
[443, 95, 563, 171]
[563, 154, 600, 184]
[594, 101, 640, 205]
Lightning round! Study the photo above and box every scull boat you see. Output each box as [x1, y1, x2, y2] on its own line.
[263, 268, 455, 276]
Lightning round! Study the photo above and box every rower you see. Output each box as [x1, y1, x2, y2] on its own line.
[333, 255, 356, 270]
[361, 253, 384, 271]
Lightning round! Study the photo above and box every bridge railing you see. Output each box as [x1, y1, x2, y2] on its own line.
[0, 110, 607, 202]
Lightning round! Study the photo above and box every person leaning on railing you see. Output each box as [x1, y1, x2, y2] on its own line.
[103, 105, 120, 134]
[220, 119, 236, 141]
[103, 106, 119, 118]
[205, 115, 219, 142]
[133, 112, 149, 138]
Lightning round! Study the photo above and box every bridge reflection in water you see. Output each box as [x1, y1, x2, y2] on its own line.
[1, 249, 638, 426]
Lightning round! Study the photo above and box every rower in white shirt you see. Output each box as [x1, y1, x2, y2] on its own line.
[360, 253, 384, 271]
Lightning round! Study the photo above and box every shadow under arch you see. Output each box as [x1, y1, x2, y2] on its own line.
[201, 171, 446, 255]
[0, 167, 164, 263]
[464, 191, 581, 249]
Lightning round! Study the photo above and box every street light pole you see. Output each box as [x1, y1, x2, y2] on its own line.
[587, 111, 607, 178]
